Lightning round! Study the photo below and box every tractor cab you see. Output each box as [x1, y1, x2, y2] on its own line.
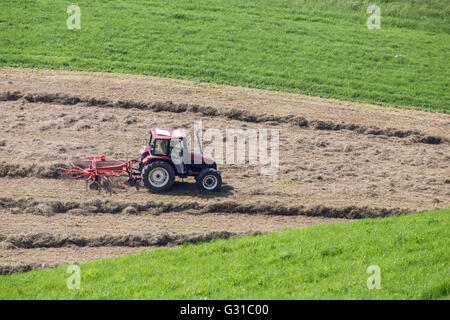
[147, 128, 187, 157]
[138, 128, 221, 192]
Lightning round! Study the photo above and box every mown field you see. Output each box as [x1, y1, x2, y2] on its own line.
[0, 0, 449, 301]
[0, 69, 448, 280]
[0, 0, 449, 112]
[0, 210, 448, 300]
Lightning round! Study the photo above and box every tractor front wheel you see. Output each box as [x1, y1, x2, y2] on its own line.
[141, 161, 175, 192]
[197, 169, 222, 192]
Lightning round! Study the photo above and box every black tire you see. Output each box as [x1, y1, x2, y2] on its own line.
[197, 169, 222, 192]
[89, 181, 100, 190]
[141, 160, 175, 192]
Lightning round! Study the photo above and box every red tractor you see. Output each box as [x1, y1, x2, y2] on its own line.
[137, 128, 222, 192]
[62, 128, 222, 192]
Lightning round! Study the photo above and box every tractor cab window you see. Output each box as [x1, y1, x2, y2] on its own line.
[153, 139, 169, 156]
[170, 138, 189, 158]
[170, 138, 188, 159]
[169, 138, 182, 153]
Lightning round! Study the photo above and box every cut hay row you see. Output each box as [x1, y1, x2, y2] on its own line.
[0, 263, 54, 276]
[0, 230, 247, 250]
[0, 197, 410, 219]
[0, 162, 65, 179]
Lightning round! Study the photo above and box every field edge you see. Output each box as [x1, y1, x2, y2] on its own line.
[1, 208, 448, 300]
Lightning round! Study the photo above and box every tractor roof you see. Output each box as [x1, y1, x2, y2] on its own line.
[150, 128, 187, 140]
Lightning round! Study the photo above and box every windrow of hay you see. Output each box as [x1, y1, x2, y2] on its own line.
[0, 263, 58, 275]
[0, 197, 410, 219]
[1, 91, 445, 145]
[0, 230, 249, 249]
[0, 162, 66, 178]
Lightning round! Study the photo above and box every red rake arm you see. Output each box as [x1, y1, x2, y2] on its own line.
[60, 155, 136, 182]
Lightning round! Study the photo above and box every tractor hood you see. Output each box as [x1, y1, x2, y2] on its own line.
[140, 145, 149, 155]
[191, 152, 216, 165]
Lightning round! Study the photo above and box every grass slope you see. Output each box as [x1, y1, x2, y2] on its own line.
[1, 209, 448, 300]
[0, 0, 449, 112]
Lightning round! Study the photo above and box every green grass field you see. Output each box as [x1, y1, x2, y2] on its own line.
[0, 0, 449, 112]
[0, 1, 449, 301]
[1, 209, 448, 300]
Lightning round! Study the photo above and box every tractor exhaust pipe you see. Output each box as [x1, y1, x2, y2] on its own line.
[195, 129, 202, 155]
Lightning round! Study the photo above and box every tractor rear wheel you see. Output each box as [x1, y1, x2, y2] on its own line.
[141, 161, 175, 192]
[197, 169, 222, 192]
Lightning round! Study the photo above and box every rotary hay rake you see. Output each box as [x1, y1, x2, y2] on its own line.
[60, 155, 139, 191]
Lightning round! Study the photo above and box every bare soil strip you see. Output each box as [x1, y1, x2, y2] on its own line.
[0, 211, 339, 238]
